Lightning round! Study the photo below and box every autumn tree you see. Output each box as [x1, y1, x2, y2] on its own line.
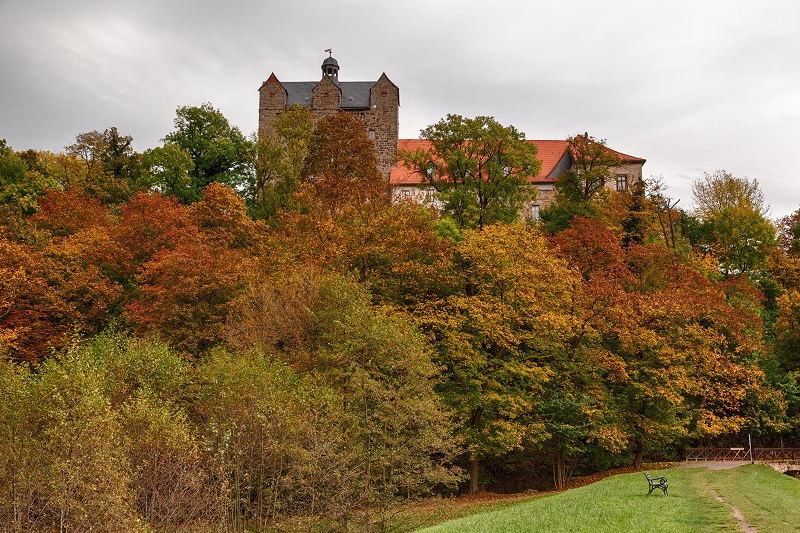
[65, 127, 143, 204]
[188, 181, 267, 250]
[417, 223, 577, 493]
[553, 217, 780, 467]
[646, 175, 684, 250]
[274, 200, 455, 308]
[401, 114, 539, 229]
[690, 171, 777, 276]
[302, 111, 388, 210]
[112, 192, 198, 276]
[778, 209, 800, 258]
[692, 170, 768, 219]
[0, 237, 61, 362]
[266, 110, 453, 308]
[768, 209, 800, 300]
[0, 188, 129, 362]
[125, 185, 261, 355]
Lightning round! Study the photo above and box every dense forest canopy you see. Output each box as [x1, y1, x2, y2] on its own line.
[1, 105, 799, 532]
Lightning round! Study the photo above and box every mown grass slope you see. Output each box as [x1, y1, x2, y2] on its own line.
[417, 465, 800, 533]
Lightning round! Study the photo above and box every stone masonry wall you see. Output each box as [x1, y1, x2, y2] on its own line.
[365, 74, 399, 178]
[258, 74, 287, 138]
[311, 77, 342, 121]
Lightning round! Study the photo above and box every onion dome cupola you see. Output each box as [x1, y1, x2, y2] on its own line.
[321, 50, 339, 81]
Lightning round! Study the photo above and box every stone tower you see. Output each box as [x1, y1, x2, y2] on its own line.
[258, 54, 399, 178]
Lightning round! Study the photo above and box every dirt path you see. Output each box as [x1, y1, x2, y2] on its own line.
[671, 463, 757, 531]
[707, 487, 757, 533]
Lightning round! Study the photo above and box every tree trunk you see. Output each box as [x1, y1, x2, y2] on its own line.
[469, 459, 480, 494]
[553, 449, 567, 490]
[633, 437, 644, 469]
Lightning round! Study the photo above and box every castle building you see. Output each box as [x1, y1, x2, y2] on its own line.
[391, 139, 646, 215]
[259, 55, 645, 214]
[258, 53, 399, 178]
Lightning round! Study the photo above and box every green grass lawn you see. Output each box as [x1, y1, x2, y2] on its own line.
[414, 465, 800, 533]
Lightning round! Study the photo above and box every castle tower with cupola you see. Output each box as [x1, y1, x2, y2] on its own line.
[258, 53, 399, 178]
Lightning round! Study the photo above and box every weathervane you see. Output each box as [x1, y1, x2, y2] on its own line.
[325, 48, 332, 57]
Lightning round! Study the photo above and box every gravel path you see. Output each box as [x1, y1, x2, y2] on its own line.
[671, 461, 751, 470]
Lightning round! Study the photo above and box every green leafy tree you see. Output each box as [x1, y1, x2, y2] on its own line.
[558, 133, 624, 202]
[541, 133, 623, 233]
[0, 140, 58, 215]
[251, 104, 314, 219]
[162, 103, 254, 202]
[141, 143, 195, 203]
[690, 171, 777, 276]
[309, 275, 463, 522]
[401, 114, 539, 229]
[709, 206, 777, 276]
[223, 272, 462, 527]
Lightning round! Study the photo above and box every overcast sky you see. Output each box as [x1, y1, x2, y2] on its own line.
[1, 0, 798, 217]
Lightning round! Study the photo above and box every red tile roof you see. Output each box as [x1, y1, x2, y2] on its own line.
[390, 139, 644, 185]
[527, 140, 570, 182]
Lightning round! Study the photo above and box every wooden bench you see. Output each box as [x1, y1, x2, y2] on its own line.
[644, 471, 668, 496]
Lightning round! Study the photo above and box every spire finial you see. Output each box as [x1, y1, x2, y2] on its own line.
[325, 48, 332, 57]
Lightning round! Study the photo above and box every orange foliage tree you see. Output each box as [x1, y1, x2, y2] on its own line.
[553, 217, 782, 467]
[124, 184, 263, 355]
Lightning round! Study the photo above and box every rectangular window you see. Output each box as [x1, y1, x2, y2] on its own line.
[369, 129, 376, 140]
[616, 175, 628, 191]
[530, 204, 540, 220]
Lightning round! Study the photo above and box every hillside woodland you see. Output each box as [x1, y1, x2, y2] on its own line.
[1, 107, 799, 532]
